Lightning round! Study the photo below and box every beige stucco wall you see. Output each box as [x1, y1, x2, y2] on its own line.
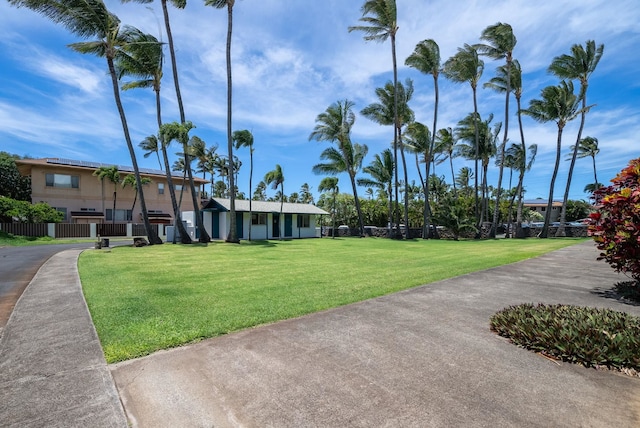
[28, 164, 201, 223]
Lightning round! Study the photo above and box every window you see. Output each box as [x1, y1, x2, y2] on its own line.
[175, 184, 183, 191]
[297, 214, 311, 228]
[158, 183, 165, 195]
[46, 173, 79, 188]
[106, 209, 133, 221]
[541, 207, 546, 212]
[251, 213, 267, 225]
[80, 208, 96, 212]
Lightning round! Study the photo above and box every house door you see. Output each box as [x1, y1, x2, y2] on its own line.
[236, 212, 243, 239]
[211, 212, 220, 239]
[272, 214, 280, 238]
[284, 214, 292, 237]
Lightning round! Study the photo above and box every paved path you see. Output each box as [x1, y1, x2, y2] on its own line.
[2, 241, 640, 427]
[0, 249, 127, 428]
[112, 242, 640, 427]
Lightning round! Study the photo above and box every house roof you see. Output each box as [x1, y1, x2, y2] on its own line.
[203, 198, 329, 215]
[15, 158, 207, 184]
[523, 199, 563, 207]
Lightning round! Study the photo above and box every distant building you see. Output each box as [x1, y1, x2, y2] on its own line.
[523, 199, 563, 222]
[193, 198, 329, 240]
[15, 158, 206, 225]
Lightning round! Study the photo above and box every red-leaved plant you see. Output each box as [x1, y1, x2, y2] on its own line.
[589, 158, 640, 282]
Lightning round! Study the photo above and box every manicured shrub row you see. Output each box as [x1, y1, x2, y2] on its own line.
[490, 303, 640, 371]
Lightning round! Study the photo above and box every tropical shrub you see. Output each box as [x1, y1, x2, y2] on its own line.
[491, 303, 640, 371]
[589, 158, 640, 282]
[0, 196, 63, 223]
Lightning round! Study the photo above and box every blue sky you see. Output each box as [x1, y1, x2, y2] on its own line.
[1, 0, 638, 202]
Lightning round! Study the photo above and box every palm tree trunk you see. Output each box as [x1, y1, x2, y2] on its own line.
[155, 87, 191, 244]
[106, 55, 160, 244]
[541, 127, 564, 238]
[112, 188, 116, 225]
[248, 151, 253, 241]
[449, 155, 457, 196]
[399, 128, 410, 238]
[514, 96, 528, 238]
[491, 59, 511, 238]
[279, 182, 284, 241]
[556, 91, 588, 237]
[161, 0, 208, 243]
[472, 89, 481, 237]
[592, 155, 598, 186]
[224, 3, 238, 243]
[349, 172, 365, 237]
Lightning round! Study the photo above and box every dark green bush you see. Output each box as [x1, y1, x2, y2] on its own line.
[490, 303, 640, 371]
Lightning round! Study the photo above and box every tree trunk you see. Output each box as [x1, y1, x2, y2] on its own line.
[541, 127, 564, 238]
[399, 128, 410, 238]
[225, 3, 238, 243]
[349, 171, 365, 237]
[491, 59, 511, 238]
[472, 88, 481, 237]
[106, 55, 160, 244]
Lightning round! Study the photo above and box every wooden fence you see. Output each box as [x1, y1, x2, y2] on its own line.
[0, 223, 163, 239]
[0, 223, 48, 237]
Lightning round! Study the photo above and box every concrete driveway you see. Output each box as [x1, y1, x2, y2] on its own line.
[111, 242, 640, 427]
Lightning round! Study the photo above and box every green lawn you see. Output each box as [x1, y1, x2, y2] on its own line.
[79, 237, 584, 363]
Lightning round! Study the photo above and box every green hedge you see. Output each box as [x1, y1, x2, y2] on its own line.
[490, 303, 640, 371]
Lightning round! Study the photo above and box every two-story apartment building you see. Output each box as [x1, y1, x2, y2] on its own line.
[16, 158, 207, 225]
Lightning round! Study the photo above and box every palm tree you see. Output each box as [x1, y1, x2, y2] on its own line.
[455, 167, 474, 196]
[503, 143, 537, 237]
[312, 143, 368, 229]
[93, 166, 121, 225]
[7, 1, 163, 243]
[549, 40, 604, 236]
[138, 134, 162, 170]
[349, 0, 399, 234]
[264, 164, 284, 240]
[442, 44, 484, 231]
[455, 113, 499, 225]
[434, 127, 457, 195]
[233, 129, 254, 240]
[357, 149, 393, 234]
[117, 29, 193, 243]
[475, 23, 517, 237]
[122, 174, 152, 216]
[318, 177, 339, 238]
[405, 39, 441, 237]
[522, 81, 584, 238]
[403, 121, 433, 237]
[206, 0, 238, 243]
[361, 79, 414, 238]
[574, 136, 600, 191]
[309, 100, 367, 236]
[483, 59, 531, 235]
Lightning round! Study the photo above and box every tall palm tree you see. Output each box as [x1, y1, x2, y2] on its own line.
[549, 40, 604, 236]
[117, 29, 192, 243]
[475, 22, 517, 237]
[349, 0, 399, 234]
[455, 167, 474, 196]
[442, 44, 484, 231]
[361, 79, 414, 238]
[483, 59, 531, 235]
[434, 127, 457, 196]
[318, 177, 339, 239]
[7, 0, 161, 244]
[455, 113, 499, 225]
[264, 164, 284, 240]
[522, 81, 584, 238]
[206, 0, 238, 242]
[405, 39, 441, 237]
[357, 149, 393, 234]
[138, 134, 163, 170]
[93, 166, 121, 225]
[233, 129, 254, 240]
[309, 100, 367, 236]
[574, 136, 600, 191]
[403, 121, 433, 237]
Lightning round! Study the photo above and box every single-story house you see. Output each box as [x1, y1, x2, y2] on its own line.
[186, 198, 329, 240]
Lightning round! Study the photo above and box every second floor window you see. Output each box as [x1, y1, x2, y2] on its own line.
[158, 183, 165, 195]
[46, 173, 79, 188]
